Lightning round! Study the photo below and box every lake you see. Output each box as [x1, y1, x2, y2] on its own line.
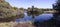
[15, 13, 53, 22]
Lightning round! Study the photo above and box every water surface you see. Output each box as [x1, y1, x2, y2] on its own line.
[15, 13, 53, 22]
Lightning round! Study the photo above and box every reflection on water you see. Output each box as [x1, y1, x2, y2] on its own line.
[34, 13, 53, 22]
[15, 13, 53, 22]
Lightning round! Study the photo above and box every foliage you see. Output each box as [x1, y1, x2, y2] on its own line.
[27, 7, 44, 16]
[0, 0, 17, 21]
[53, 0, 60, 18]
[0, 0, 16, 18]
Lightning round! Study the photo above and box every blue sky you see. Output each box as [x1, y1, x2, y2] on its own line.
[5, 0, 56, 9]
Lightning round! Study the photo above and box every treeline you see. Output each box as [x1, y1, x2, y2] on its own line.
[26, 7, 54, 16]
[27, 7, 44, 16]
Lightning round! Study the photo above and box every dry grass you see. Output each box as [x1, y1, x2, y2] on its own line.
[0, 21, 35, 27]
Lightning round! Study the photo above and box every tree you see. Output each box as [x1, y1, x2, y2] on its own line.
[12, 7, 18, 10]
[53, 0, 60, 18]
[0, 0, 17, 22]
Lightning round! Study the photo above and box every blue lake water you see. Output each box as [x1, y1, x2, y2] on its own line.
[15, 13, 53, 22]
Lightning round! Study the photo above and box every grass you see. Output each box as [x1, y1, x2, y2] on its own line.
[0, 21, 35, 27]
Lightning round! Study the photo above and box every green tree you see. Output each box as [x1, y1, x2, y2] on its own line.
[0, 0, 17, 22]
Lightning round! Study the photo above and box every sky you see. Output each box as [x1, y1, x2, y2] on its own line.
[5, 0, 56, 9]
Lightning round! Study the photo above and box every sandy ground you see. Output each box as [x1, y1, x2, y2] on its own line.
[0, 21, 35, 27]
